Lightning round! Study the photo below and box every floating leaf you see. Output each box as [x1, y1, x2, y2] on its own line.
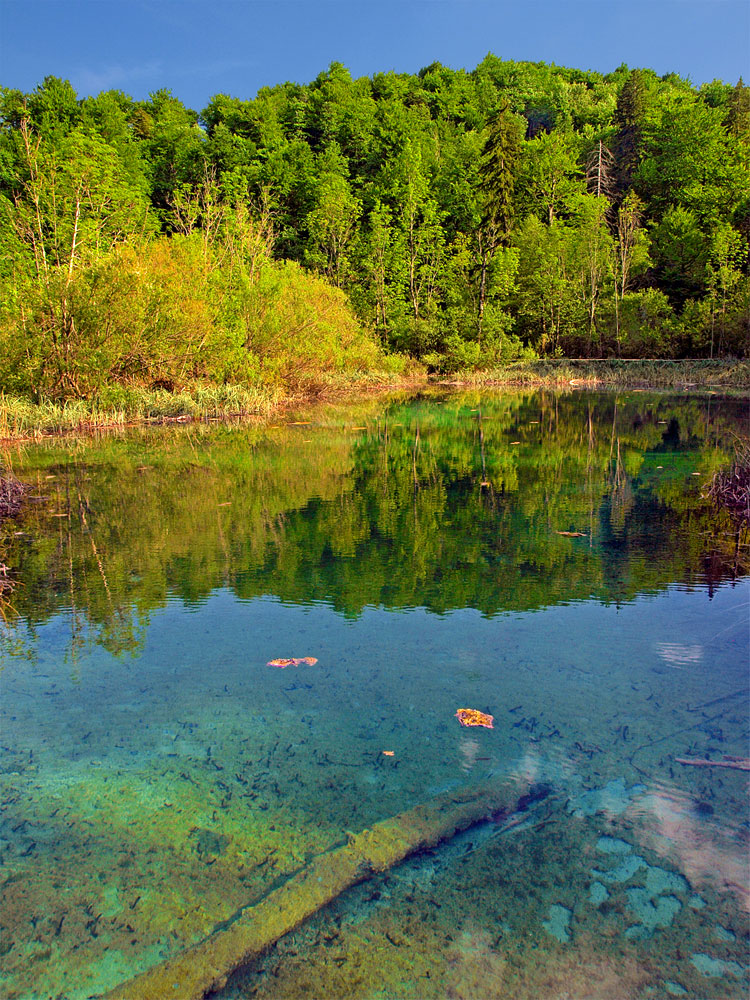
[555, 531, 586, 537]
[382, 751, 395, 756]
[455, 708, 494, 729]
[267, 656, 318, 668]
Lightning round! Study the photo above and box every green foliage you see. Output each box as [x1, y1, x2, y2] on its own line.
[238, 260, 382, 389]
[1, 54, 749, 406]
[0, 230, 383, 399]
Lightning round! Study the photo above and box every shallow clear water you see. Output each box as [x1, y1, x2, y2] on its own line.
[1, 389, 748, 999]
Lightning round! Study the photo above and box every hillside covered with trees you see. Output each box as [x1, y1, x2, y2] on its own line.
[1, 57, 748, 402]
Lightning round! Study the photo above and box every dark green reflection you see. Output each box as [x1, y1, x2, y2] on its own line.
[3, 390, 748, 655]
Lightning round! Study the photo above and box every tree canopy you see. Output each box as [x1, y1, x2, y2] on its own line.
[1, 56, 748, 400]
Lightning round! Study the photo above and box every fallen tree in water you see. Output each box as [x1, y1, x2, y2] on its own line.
[104, 775, 547, 1000]
[676, 755, 750, 771]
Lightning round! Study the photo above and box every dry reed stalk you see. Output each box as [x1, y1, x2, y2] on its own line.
[707, 442, 750, 529]
[0, 471, 31, 520]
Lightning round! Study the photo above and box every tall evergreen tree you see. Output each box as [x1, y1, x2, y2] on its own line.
[479, 101, 521, 240]
[727, 77, 750, 142]
[477, 101, 521, 338]
[612, 70, 647, 198]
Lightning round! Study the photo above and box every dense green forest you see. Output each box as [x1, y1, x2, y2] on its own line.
[1, 58, 749, 401]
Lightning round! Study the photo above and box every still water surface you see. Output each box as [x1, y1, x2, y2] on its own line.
[1, 389, 748, 999]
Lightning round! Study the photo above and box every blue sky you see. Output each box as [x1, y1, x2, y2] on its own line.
[1, 0, 748, 110]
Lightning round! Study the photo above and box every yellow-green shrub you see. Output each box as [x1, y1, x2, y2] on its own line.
[0, 235, 384, 400]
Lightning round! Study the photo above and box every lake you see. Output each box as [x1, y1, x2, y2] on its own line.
[1, 388, 748, 999]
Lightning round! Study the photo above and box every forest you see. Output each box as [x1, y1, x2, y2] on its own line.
[1, 57, 749, 403]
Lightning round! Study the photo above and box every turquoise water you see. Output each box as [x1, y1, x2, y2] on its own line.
[1, 390, 748, 999]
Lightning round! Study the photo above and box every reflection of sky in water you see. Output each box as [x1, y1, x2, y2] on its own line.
[656, 642, 704, 668]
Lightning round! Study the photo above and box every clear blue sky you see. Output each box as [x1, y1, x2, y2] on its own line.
[1, 0, 748, 111]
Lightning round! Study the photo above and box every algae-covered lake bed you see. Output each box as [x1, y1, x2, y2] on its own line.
[1, 388, 748, 999]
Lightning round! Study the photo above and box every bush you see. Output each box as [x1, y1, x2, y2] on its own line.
[0, 237, 385, 400]
[239, 261, 383, 390]
[616, 290, 679, 358]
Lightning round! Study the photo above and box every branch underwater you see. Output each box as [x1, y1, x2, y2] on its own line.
[1, 57, 748, 413]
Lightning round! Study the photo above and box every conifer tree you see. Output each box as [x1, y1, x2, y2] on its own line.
[479, 101, 521, 241]
[612, 70, 647, 198]
[727, 77, 750, 142]
[477, 101, 521, 339]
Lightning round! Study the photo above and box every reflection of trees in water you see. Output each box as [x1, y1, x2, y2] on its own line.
[2, 391, 748, 656]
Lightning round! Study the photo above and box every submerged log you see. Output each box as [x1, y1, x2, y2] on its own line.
[104, 775, 543, 1000]
[675, 756, 750, 771]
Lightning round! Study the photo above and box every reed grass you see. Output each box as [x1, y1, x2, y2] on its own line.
[708, 440, 750, 529]
[0, 384, 280, 438]
[442, 358, 750, 390]
[1, 359, 747, 441]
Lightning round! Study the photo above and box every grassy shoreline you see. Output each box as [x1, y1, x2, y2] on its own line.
[0, 371, 413, 442]
[1, 359, 747, 442]
[435, 357, 750, 390]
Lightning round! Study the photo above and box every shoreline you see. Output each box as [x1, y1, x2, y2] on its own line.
[1, 360, 747, 444]
[433, 358, 750, 391]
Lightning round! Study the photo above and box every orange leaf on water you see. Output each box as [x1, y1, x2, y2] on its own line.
[267, 656, 318, 668]
[455, 708, 494, 729]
